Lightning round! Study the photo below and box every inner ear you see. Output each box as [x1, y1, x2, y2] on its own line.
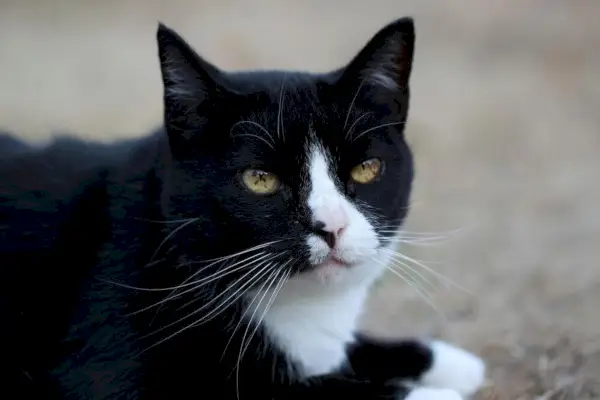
[338, 17, 415, 94]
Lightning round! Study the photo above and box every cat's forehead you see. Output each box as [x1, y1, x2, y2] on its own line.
[229, 76, 334, 138]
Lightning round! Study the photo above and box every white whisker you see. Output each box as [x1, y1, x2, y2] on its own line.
[277, 74, 287, 141]
[345, 111, 373, 140]
[386, 264, 445, 318]
[343, 77, 367, 131]
[236, 262, 291, 400]
[387, 257, 440, 294]
[128, 252, 283, 317]
[230, 120, 276, 150]
[234, 266, 283, 400]
[352, 120, 406, 142]
[150, 217, 199, 261]
[372, 257, 444, 317]
[107, 251, 272, 293]
[381, 248, 472, 295]
[194, 240, 284, 264]
[138, 260, 277, 354]
[232, 133, 275, 150]
[220, 266, 281, 361]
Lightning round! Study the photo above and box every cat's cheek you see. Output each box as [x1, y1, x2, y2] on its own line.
[336, 215, 380, 263]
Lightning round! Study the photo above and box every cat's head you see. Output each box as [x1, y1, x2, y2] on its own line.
[157, 18, 415, 291]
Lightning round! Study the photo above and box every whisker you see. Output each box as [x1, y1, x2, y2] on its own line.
[231, 133, 275, 150]
[381, 248, 472, 295]
[236, 263, 291, 399]
[352, 120, 406, 142]
[343, 77, 367, 131]
[220, 266, 281, 361]
[102, 242, 283, 292]
[132, 217, 201, 224]
[386, 257, 440, 294]
[385, 264, 445, 318]
[371, 257, 444, 317]
[382, 237, 451, 247]
[277, 74, 287, 141]
[234, 267, 283, 399]
[240, 262, 290, 358]
[345, 111, 373, 140]
[175, 254, 285, 313]
[101, 252, 266, 293]
[144, 260, 277, 338]
[230, 120, 275, 147]
[139, 257, 168, 269]
[150, 217, 199, 261]
[127, 252, 281, 316]
[172, 251, 272, 291]
[138, 261, 278, 354]
[193, 240, 285, 264]
[379, 229, 462, 237]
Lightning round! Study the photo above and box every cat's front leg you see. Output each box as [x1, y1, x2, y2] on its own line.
[347, 334, 486, 397]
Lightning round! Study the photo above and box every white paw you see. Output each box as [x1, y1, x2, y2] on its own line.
[405, 387, 463, 400]
[420, 341, 486, 397]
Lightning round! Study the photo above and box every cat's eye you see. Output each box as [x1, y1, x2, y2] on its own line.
[241, 168, 281, 195]
[349, 158, 383, 184]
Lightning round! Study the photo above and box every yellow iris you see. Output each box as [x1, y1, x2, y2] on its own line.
[350, 158, 382, 184]
[241, 169, 281, 195]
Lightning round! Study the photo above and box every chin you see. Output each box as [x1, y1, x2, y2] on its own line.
[298, 247, 390, 292]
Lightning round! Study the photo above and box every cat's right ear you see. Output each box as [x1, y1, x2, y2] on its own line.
[157, 23, 224, 147]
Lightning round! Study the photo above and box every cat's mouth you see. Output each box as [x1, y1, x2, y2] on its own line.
[316, 254, 352, 269]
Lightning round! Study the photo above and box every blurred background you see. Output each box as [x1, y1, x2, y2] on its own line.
[1, 0, 599, 398]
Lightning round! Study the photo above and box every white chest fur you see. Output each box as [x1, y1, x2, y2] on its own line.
[251, 277, 371, 377]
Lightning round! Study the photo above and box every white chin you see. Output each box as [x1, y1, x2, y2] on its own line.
[309, 255, 387, 288]
[314, 264, 345, 281]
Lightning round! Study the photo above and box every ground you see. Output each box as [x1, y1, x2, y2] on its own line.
[1, 1, 599, 398]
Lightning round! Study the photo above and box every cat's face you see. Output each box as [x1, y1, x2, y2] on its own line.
[157, 18, 415, 290]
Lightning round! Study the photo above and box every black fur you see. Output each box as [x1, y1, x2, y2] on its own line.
[0, 17, 440, 399]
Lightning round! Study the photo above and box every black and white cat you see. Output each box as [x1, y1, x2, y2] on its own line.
[0, 17, 485, 399]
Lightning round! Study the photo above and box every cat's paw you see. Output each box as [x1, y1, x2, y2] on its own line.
[420, 341, 486, 397]
[404, 388, 463, 400]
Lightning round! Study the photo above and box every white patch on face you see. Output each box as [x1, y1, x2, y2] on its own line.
[305, 142, 380, 271]
[245, 140, 395, 378]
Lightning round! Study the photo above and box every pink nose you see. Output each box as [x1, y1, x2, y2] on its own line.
[312, 218, 348, 249]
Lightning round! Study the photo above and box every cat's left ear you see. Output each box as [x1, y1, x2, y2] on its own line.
[156, 23, 227, 147]
[336, 17, 415, 104]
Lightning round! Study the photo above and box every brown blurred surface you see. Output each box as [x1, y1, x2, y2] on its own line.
[1, 1, 599, 398]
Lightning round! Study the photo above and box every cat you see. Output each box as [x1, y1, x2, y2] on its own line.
[0, 17, 486, 399]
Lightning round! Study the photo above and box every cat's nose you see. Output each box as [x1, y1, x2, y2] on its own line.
[312, 220, 346, 249]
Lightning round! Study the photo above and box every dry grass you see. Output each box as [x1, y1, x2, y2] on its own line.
[1, 1, 599, 398]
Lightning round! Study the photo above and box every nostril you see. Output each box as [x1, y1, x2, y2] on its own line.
[312, 220, 337, 249]
[322, 231, 336, 249]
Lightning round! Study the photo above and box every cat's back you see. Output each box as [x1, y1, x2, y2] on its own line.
[0, 132, 157, 392]
[0, 133, 135, 253]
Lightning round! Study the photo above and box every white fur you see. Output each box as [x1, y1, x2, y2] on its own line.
[420, 341, 486, 397]
[405, 388, 463, 400]
[305, 142, 380, 266]
[244, 140, 486, 395]
[248, 141, 391, 377]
